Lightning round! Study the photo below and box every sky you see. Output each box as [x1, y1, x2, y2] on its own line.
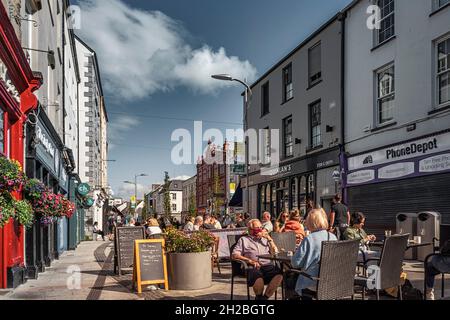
[74, 0, 353, 200]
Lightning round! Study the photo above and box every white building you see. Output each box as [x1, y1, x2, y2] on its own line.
[343, 0, 450, 235]
[75, 35, 108, 232]
[182, 175, 196, 214]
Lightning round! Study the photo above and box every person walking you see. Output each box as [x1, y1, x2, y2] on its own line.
[329, 194, 350, 240]
[93, 222, 105, 241]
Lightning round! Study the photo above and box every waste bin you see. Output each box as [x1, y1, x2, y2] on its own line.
[417, 212, 441, 261]
[396, 213, 417, 260]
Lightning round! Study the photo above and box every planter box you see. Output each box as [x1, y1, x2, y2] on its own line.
[167, 251, 212, 290]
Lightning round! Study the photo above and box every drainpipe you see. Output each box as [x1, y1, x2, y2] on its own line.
[338, 11, 348, 205]
[62, 6, 66, 146]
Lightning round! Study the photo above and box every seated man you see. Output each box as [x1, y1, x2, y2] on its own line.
[232, 219, 283, 300]
[425, 241, 450, 300]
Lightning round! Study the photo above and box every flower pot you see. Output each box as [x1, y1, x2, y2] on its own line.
[167, 251, 212, 290]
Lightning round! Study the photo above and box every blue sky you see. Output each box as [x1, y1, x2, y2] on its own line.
[75, 0, 352, 199]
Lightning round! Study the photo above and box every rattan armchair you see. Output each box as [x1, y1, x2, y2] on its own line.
[285, 240, 360, 300]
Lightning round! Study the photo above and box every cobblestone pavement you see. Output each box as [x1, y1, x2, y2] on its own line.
[1, 241, 448, 300]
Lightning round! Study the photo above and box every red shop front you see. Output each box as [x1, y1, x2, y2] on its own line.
[0, 3, 42, 288]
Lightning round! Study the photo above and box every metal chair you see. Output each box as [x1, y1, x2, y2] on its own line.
[227, 234, 250, 300]
[424, 224, 450, 300]
[355, 233, 409, 300]
[211, 236, 221, 274]
[284, 240, 360, 300]
[271, 232, 296, 252]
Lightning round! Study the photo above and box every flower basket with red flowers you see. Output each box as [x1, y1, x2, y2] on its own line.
[0, 157, 25, 193]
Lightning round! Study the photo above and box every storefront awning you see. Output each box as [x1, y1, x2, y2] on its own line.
[229, 182, 242, 207]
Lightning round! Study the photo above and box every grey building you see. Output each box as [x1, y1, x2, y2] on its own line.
[182, 175, 197, 215]
[243, 14, 345, 219]
[343, 0, 450, 236]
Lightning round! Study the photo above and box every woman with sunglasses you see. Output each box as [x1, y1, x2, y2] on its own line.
[274, 209, 289, 232]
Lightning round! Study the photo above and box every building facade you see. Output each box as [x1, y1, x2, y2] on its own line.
[182, 175, 196, 215]
[343, 0, 450, 237]
[75, 35, 108, 236]
[243, 15, 344, 219]
[196, 141, 229, 216]
[0, 0, 42, 288]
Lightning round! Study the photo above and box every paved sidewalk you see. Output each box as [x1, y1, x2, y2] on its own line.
[1, 241, 141, 300]
[1, 241, 448, 300]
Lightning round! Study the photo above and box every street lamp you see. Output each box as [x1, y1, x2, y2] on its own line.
[211, 74, 252, 214]
[123, 173, 149, 202]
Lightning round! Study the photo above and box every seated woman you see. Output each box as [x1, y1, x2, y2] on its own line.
[281, 209, 306, 245]
[273, 210, 289, 232]
[290, 209, 337, 298]
[425, 240, 450, 300]
[146, 218, 163, 238]
[343, 212, 378, 264]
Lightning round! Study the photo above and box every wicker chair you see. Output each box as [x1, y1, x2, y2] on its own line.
[285, 240, 360, 300]
[424, 224, 450, 300]
[228, 234, 250, 300]
[271, 232, 297, 252]
[211, 236, 221, 274]
[355, 233, 409, 300]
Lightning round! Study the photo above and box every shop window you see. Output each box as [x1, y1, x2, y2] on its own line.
[271, 183, 277, 216]
[291, 177, 298, 209]
[265, 184, 271, 212]
[308, 174, 315, 197]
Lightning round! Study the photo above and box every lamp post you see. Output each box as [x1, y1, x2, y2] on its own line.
[124, 173, 149, 204]
[211, 74, 252, 214]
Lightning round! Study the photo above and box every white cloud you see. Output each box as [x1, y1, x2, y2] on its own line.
[77, 0, 257, 100]
[117, 182, 150, 200]
[108, 115, 140, 148]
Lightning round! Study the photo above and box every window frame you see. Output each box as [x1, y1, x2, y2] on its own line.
[282, 63, 293, 103]
[282, 116, 293, 159]
[261, 127, 271, 165]
[376, 63, 396, 126]
[375, 0, 395, 46]
[436, 36, 450, 108]
[261, 81, 270, 117]
[432, 0, 450, 12]
[308, 42, 322, 87]
[309, 100, 322, 149]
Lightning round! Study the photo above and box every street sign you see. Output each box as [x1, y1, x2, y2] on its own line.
[77, 183, 90, 196]
[231, 164, 245, 175]
[84, 197, 95, 208]
[130, 196, 136, 209]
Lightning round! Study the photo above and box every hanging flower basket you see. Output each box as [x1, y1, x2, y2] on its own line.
[14, 199, 34, 228]
[0, 157, 25, 193]
[0, 194, 15, 228]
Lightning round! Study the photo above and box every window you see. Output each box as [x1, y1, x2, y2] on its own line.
[310, 101, 322, 148]
[172, 204, 177, 212]
[283, 64, 293, 102]
[283, 116, 293, 158]
[377, 64, 395, 124]
[261, 82, 269, 116]
[308, 42, 322, 86]
[172, 193, 176, 200]
[376, 0, 395, 45]
[261, 127, 271, 164]
[433, 0, 450, 11]
[437, 38, 450, 106]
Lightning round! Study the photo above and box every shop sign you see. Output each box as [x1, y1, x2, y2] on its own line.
[347, 170, 375, 185]
[77, 183, 90, 196]
[419, 153, 450, 173]
[261, 164, 292, 177]
[36, 121, 59, 176]
[0, 59, 20, 103]
[378, 162, 415, 180]
[348, 132, 450, 171]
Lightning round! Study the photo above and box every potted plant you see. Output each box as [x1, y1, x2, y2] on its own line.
[165, 228, 216, 290]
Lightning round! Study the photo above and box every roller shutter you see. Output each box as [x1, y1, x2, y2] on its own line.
[348, 173, 450, 238]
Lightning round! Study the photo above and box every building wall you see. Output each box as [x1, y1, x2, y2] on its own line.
[182, 175, 196, 213]
[246, 18, 343, 174]
[345, 0, 450, 155]
[21, 0, 64, 139]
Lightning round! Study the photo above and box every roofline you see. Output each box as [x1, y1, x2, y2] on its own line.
[247, 12, 342, 90]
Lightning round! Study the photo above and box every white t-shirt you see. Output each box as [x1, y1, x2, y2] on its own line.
[146, 226, 162, 236]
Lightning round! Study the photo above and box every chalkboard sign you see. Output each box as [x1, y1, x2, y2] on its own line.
[133, 239, 168, 293]
[114, 226, 145, 275]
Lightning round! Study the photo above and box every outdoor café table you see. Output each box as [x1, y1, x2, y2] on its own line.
[370, 240, 432, 251]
